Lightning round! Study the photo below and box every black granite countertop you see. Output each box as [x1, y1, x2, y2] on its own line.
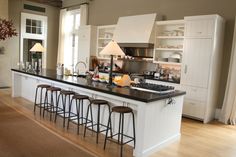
[12, 69, 185, 103]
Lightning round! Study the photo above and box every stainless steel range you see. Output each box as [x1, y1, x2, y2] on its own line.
[131, 83, 175, 94]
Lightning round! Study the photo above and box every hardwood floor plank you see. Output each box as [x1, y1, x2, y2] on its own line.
[1, 89, 236, 157]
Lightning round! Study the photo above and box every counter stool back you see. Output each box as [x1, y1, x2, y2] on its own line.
[54, 90, 75, 127]
[43, 87, 61, 120]
[34, 84, 51, 116]
[67, 94, 92, 134]
[84, 99, 112, 144]
[104, 106, 136, 157]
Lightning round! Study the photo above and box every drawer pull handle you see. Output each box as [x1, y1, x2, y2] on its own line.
[184, 65, 188, 74]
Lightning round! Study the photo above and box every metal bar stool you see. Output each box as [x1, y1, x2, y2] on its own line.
[34, 84, 51, 116]
[104, 106, 136, 157]
[43, 87, 61, 120]
[84, 99, 112, 144]
[54, 90, 75, 127]
[67, 94, 93, 134]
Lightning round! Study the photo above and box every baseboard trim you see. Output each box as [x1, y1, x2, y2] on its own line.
[140, 133, 181, 157]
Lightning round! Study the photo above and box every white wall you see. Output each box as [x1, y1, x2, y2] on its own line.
[0, 0, 10, 87]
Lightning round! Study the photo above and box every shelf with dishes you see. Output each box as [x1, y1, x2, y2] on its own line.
[155, 48, 183, 51]
[156, 36, 184, 39]
[153, 51, 182, 65]
[96, 25, 116, 59]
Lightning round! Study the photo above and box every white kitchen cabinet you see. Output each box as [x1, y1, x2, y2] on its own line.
[185, 16, 214, 38]
[181, 15, 225, 123]
[181, 38, 212, 88]
[96, 25, 116, 59]
[77, 25, 97, 71]
[153, 20, 184, 66]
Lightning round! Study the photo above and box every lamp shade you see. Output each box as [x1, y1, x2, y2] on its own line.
[99, 40, 125, 56]
[30, 43, 45, 52]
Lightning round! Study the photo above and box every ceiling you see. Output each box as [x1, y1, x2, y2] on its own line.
[27, 0, 63, 8]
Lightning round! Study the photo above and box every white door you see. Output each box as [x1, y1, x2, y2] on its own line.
[181, 38, 212, 88]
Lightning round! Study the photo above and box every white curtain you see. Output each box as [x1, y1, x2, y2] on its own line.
[57, 9, 67, 64]
[219, 17, 236, 124]
[57, 4, 88, 65]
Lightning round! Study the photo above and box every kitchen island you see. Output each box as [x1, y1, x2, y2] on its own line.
[11, 68, 185, 157]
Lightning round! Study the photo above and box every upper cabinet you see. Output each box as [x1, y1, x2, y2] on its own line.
[96, 25, 116, 59]
[153, 20, 184, 65]
[77, 25, 97, 71]
[185, 15, 215, 38]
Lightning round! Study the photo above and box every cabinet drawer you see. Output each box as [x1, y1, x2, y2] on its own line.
[182, 100, 205, 119]
[185, 19, 214, 37]
[181, 86, 208, 102]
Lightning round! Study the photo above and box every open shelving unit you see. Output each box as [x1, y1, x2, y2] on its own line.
[153, 20, 184, 65]
[96, 25, 116, 59]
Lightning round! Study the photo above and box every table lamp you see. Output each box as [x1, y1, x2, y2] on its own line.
[30, 43, 45, 72]
[99, 40, 125, 86]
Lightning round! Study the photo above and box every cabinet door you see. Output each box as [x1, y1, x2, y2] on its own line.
[78, 26, 91, 70]
[185, 19, 214, 37]
[181, 38, 212, 88]
[182, 99, 205, 120]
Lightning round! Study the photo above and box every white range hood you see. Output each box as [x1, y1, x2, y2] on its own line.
[113, 13, 157, 47]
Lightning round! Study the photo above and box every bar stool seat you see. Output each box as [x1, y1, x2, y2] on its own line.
[60, 90, 75, 95]
[47, 87, 61, 91]
[91, 99, 108, 104]
[73, 94, 89, 100]
[37, 84, 51, 88]
[112, 106, 132, 113]
[104, 106, 136, 157]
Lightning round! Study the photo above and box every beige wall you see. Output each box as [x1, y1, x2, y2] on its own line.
[0, 0, 8, 18]
[63, 0, 235, 108]
[0, 0, 9, 87]
[8, 0, 60, 72]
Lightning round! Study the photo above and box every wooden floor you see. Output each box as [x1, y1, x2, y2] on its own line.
[1, 89, 236, 157]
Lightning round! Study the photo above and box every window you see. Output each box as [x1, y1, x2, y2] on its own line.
[20, 13, 47, 68]
[26, 19, 43, 34]
[63, 9, 80, 70]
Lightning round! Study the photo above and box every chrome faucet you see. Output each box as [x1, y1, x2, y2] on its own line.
[74, 61, 87, 75]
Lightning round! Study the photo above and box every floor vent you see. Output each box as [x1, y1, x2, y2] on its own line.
[24, 4, 46, 13]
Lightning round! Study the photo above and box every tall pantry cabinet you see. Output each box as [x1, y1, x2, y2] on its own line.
[181, 15, 225, 123]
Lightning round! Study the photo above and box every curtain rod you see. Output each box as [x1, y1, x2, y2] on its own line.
[61, 2, 89, 10]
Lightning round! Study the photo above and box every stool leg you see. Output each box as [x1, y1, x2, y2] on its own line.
[63, 95, 67, 128]
[132, 112, 136, 148]
[90, 102, 94, 131]
[118, 113, 122, 144]
[84, 103, 91, 137]
[77, 99, 80, 134]
[104, 111, 112, 150]
[54, 94, 61, 123]
[34, 87, 39, 113]
[107, 105, 113, 138]
[67, 98, 73, 129]
[43, 90, 48, 118]
[120, 113, 124, 157]
[49, 91, 54, 121]
[39, 88, 43, 116]
[96, 104, 101, 143]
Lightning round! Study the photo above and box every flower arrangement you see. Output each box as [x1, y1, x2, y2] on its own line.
[0, 18, 17, 41]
